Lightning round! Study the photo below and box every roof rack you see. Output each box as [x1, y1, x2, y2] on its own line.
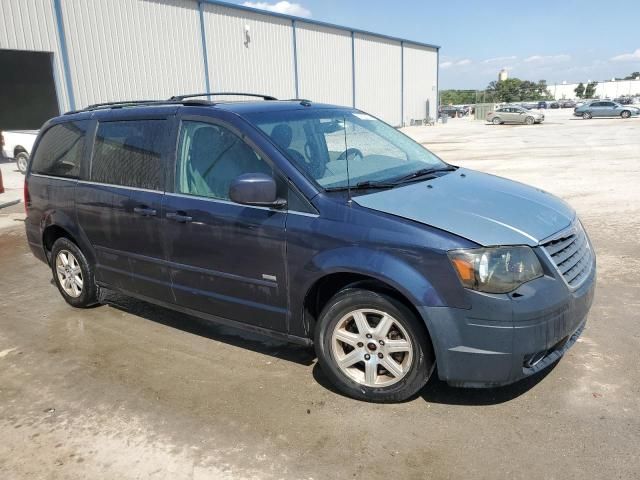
[64, 92, 278, 115]
[170, 92, 277, 101]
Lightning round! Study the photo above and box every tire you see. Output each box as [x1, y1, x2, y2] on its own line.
[525, 116, 535, 125]
[582, 112, 592, 119]
[492, 117, 502, 125]
[620, 110, 631, 119]
[50, 237, 100, 308]
[15, 152, 29, 174]
[314, 288, 435, 403]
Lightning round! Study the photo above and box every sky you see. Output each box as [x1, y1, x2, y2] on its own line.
[232, 0, 640, 89]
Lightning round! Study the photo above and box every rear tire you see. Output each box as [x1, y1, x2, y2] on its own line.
[621, 110, 631, 119]
[15, 152, 29, 174]
[492, 117, 502, 125]
[50, 238, 100, 308]
[314, 288, 434, 403]
[582, 112, 592, 119]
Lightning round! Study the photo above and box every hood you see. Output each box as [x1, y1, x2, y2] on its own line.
[353, 168, 575, 247]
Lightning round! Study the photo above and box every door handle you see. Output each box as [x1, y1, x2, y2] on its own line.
[133, 207, 157, 217]
[166, 212, 193, 223]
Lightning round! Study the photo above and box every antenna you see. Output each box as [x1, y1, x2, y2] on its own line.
[343, 116, 352, 204]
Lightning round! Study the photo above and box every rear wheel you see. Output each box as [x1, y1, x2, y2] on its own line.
[492, 117, 502, 125]
[51, 238, 100, 308]
[315, 288, 434, 403]
[582, 112, 592, 119]
[15, 152, 28, 174]
[620, 110, 631, 119]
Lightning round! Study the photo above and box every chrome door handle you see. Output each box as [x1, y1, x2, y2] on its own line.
[133, 207, 157, 217]
[166, 212, 192, 223]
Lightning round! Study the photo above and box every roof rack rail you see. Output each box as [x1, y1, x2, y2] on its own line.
[169, 92, 277, 101]
[64, 98, 213, 115]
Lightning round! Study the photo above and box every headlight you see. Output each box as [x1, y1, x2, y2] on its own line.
[448, 246, 543, 294]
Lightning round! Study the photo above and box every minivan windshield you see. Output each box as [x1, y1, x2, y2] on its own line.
[245, 108, 447, 190]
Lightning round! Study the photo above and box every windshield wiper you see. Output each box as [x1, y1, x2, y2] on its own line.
[324, 180, 396, 192]
[392, 165, 458, 185]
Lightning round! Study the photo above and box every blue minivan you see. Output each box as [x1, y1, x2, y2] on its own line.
[24, 94, 596, 402]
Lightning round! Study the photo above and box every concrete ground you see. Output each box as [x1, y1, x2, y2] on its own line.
[1, 108, 639, 479]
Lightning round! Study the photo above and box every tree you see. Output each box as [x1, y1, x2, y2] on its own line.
[439, 89, 477, 105]
[584, 81, 598, 99]
[624, 72, 640, 80]
[574, 82, 585, 99]
[485, 77, 551, 102]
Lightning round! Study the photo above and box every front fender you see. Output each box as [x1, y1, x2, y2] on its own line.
[302, 246, 447, 309]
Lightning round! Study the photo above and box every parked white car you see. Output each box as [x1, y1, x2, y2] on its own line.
[1, 130, 39, 174]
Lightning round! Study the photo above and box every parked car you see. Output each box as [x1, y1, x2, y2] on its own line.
[1, 129, 38, 174]
[549, 101, 560, 109]
[614, 97, 633, 105]
[560, 100, 576, 108]
[439, 105, 465, 118]
[24, 94, 595, 403]
[574, 100, 640, 119]
[486, 106, 545, 125]
[537, 101, 548, 109]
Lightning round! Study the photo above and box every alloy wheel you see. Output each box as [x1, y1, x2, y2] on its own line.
[331, 308, 414, 387]
[55, 250, 83, 298]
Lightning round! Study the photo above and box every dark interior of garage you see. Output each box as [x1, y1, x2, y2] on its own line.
[0, 49, 59, 130]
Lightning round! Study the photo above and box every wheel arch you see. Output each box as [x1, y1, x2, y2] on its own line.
[41, 217, 96, 266]
[14, 145, 28, 157]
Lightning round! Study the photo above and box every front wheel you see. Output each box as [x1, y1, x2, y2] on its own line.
[582, 112, 592, 119]
[492, 117, 502, 125]
[620, 110, 631, 119]
[15, 152, 29, 174]
[315, 288, 434, 403]
[525, 116, 535, 125]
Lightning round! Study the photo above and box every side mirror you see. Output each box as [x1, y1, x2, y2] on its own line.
[229, 173, 286, 208]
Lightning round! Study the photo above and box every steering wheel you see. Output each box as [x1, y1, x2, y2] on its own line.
[337, 147, 364, 162]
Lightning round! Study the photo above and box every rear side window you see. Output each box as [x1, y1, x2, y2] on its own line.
[31, 121, 89, 178]
[91, 120, 167, 190]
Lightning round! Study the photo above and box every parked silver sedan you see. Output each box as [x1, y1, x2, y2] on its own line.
[573, 100, 640, 119]
[486, 106, 544, 125]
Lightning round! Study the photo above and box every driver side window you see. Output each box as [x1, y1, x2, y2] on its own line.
[176, 121, 272, 201]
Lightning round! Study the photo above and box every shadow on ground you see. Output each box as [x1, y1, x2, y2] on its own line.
[102, 289, 316, 367]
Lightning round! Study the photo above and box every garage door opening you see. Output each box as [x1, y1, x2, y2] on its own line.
[0, 49, 60, 130]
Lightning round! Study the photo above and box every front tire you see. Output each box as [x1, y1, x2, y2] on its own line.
[492, 117, 502, 125]
[621, 110, 631, 119]
[582, 112, 592, 119]
[15, 152, 29, 174]
[51, 238, 100, 308]
[525, 116, 535, 125]
[315, 288, 434, 403]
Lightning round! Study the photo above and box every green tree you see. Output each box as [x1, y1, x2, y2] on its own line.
[574, 82, 585, 99]
[485, 77, 551, 102]
[439, 89, 477, 105]
[584, 81, 598, 99]
[624, 72, 640, 80]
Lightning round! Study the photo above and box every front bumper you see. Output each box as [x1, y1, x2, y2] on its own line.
[419, 253, 596, 387]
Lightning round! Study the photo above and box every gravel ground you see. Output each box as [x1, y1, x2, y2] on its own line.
[0, 108, 639, 479]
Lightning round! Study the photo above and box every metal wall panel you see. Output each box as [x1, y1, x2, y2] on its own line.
[354, 33, 401, 126]
[60, 0, 206, 108]
[202, 4, 295, 100]
[295, 22, 352, 107]
[0, 0, 70, 112]
[403, 44, 438, 124]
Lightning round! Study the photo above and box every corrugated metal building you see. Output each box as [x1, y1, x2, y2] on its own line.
[0, 0, 439, 128]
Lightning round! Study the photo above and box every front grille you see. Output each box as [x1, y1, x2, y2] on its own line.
[542, 222, 593, 289]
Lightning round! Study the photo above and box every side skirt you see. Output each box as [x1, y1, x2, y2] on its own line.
[96, 282, 313, 347]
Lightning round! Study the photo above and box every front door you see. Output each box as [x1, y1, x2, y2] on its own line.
[162, 117, 288, 332]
